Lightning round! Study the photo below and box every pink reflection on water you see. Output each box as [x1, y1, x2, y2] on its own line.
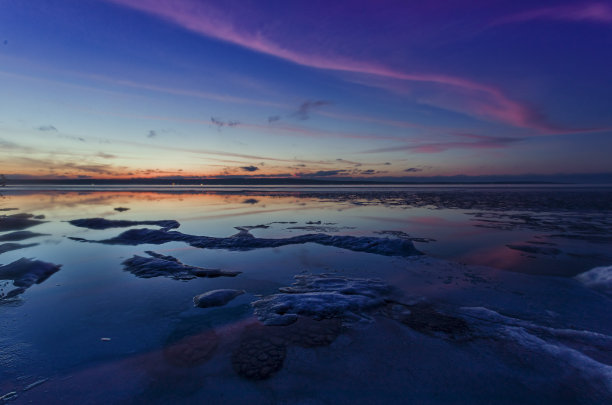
[16, 317, 257, 403]
[456, 243, 529, 271]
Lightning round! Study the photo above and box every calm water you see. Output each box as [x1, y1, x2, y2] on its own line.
[1, 186, 611, 404]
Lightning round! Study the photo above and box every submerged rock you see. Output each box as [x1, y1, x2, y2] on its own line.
[68, 218, 180, 230]
[193, 289, 245, 308]
[231, 316, 342, 380]
[0, 242, 37, 255]
[286, 317, 343, 348]
[389, 302, 471, 340]
[232, 331, 287, 380]
[121, 251, 240, 280]
[74, 227, 423, 257]
[252, 274, 395, 325]
[0, 257, 61, 299]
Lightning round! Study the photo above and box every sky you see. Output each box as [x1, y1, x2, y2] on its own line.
[1, 0, 611, 181]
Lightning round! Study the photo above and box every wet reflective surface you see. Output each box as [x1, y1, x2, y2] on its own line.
[1, 186, 611, 404]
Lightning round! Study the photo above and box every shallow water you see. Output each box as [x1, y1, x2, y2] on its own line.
[1, 186, 611, 404]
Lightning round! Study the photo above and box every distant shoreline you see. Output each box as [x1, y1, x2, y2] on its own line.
[0, 178, 565, 186]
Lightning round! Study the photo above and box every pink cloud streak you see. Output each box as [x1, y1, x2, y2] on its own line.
[103, 0, 566, 132]
[494, 2, 612, 25]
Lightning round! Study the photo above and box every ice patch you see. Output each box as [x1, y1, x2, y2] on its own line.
[0, 242, 37, 255]
[72, 227, 422, 257]
[503, 326, 612, 396]
[252, 274, 395, 325]
[0, 231, 48, 242]
[0, 258, 61, 299]
[575, 265, 612, 295]
[193, 289, 245, 308]
[0, 213, 46, 231]
[460, 306, 612, 397]
[69, 218, 180, 230]
[121, 251, 240, 280]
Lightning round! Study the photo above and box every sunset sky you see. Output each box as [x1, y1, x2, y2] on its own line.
[1, 0, 611, 181]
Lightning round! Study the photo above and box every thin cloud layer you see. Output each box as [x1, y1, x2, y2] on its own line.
[104, 0, 577, 132]
[494, 2, 612, 25]
[2, 1, 612, 180]
[37, 125, 58, 132]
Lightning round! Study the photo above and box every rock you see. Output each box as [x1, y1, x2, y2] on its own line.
[285, 317, 342, 348]
[232, 330, 286, 380]
[193, 289, 245, 308]
[231, 317, 342, 380]
[261, 313, 299, 326]
[392, 303, 471, 340]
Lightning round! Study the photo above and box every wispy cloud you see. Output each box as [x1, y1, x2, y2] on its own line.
[317, 110, 433, 131]
[9, 157, 122, 176]
[37, 125, 58, 132]
[79, 71, 285, 108]
[0, 138, 23, 150]
[294, 100, 332, 120]
[296, 170, 349, 177]
[103, 0, 574, 131]
[494, 2, 612, 26]
[363, 134, 523, 154]
[96, 152, 116, 159]
[211, 117, 240, 130]
[240, 165, 259, 172]
[404, 167, 422, 173]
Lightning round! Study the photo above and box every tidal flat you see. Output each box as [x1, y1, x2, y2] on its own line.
[1, 185, 611, 404]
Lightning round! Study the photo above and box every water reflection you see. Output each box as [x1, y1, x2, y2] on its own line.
[2, 188, 611, 275]
[1, 187, 611, 403]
